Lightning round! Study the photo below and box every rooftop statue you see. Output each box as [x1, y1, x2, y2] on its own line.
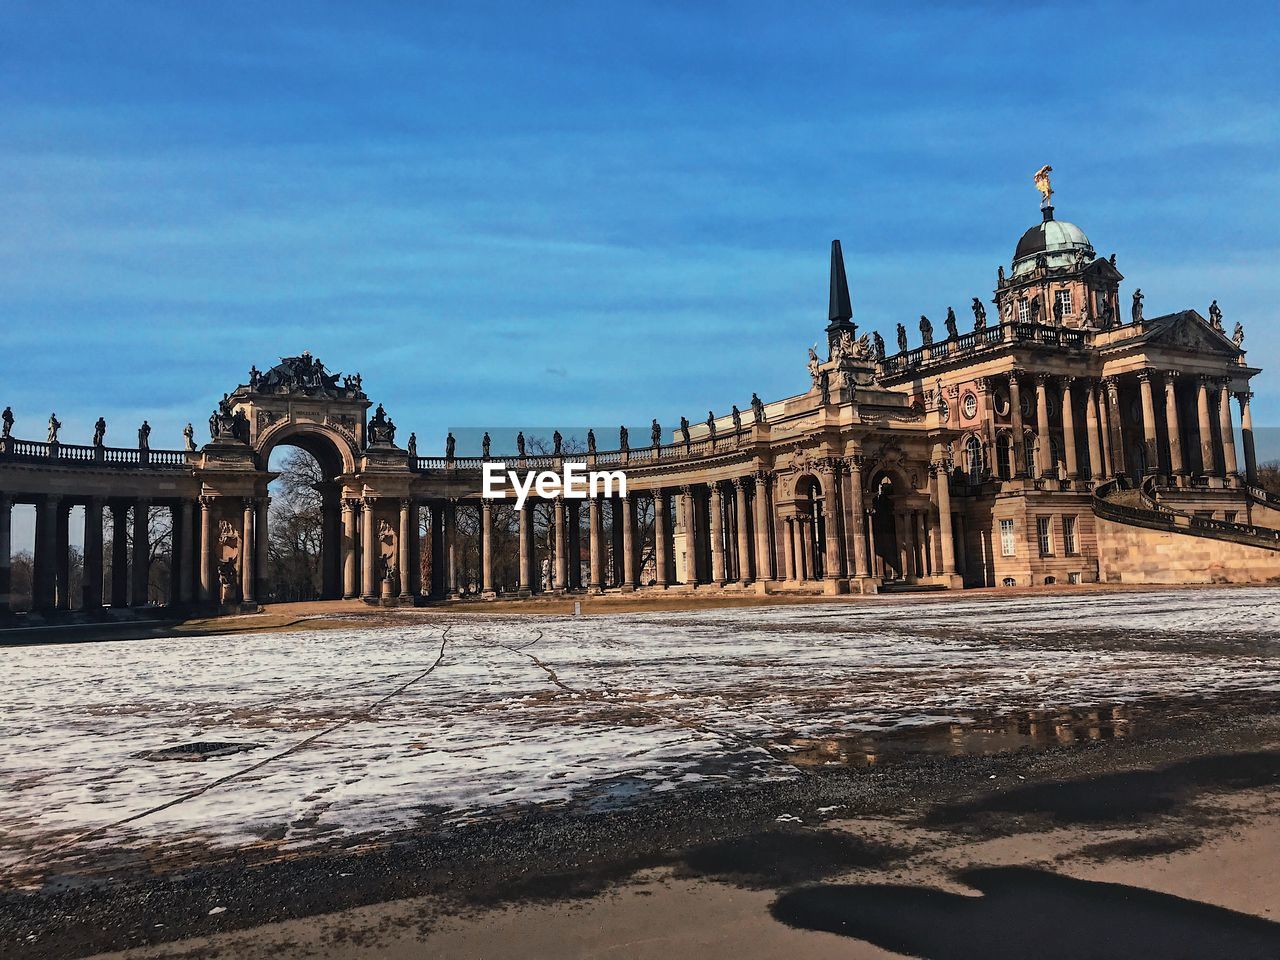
[971, 297, 987, 329]
[806, 346, 821, 385]
[1233, 321, 1245, 348]
[93, 417, 106, 447]
[138, 421, 151, 450]
[651, 419, 661, 446]
[367, 403, 396, 445]
[919, 315, 933, 347]
[445, 432, 454, 459]
[587, 428, 596, 454]
[896, 323, 908, 353]
[731, 405, 742, 431]
[553, 430, 563, 455]
[751, 393, 765, 424]
[706, 411, 717, 441]
[482, 431, 491, 457]
[254, 352, 353, 397]
[1208, 300, 1224, 332]
[516, 431, 526, 457]
[47, 413, 61, 443]
[1, 406, 12, 439]
[872, 331, 886, 360]
[1033, 164, 1053, 208]
[183, 422, 195, 451]
[619, 425, 628, 451]
[1131, 288, 1144, 324]
[944, 307, 958, 340]
[680, 417, 690, 446]
[407, 431, 418, 458]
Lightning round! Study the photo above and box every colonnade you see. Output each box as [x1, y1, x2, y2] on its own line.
[991, 370, 1255, 485]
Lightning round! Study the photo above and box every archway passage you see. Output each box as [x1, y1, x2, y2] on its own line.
[263, 437, 345, 602]
[871, 474, 902, 580]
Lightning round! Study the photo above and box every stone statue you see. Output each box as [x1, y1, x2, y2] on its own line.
[918, 315, 933, 347]
[367, 404, 396, 445]
[1109, 253, 1117, 268]
[751, 393, 765, 424]
[481, 432, 491, 458]
[183, 422, 195, 451]
[47, 413, 61, 443]
[407, 432, 418, 458]
[232, 408, 250, 443]
[553, 430, 563, 455]
[138, 420, 151, 450]
[1035, 253, 1048, 271]
[944, 307, 958, 340]
[819, 370, 831, 405]
[1233, 321, 1245, 348]
[1, 406, 12, 438]
[1029, 296, 1042, 324]
[619, 425, 628, 451]
[516, 431, 526, 457]
[806, 346, 821, 385]
[1131, 288, 1144, 324]
[971, 297, 987, 329]
[872, 331, 886, 360]
[540, 557, 551, 592]
[896, 323, 908, 353]
[1100, 297, 1114, 329]
[248, 365, 261, 387]
[997, 265, 1005, 285]
[93, 417, 106, 447]
[731, 405, 742, 431]
[1209, 300, 1224, 331]
[1080, 297, 1093, 328]
[706, 412, 716, 441]
[445, 432, 455, 459]
[651, 419, 661, 446]
[679, 417, 690, 446]
[1052, 295, 1064, 325]
[587, 428, 596, 454]
[208, 411, 219, 440]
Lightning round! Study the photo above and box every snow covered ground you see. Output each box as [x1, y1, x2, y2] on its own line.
[2, 588, 1279, 881]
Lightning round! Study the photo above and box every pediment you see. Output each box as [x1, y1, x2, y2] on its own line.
[1141, 310, 1240, 357]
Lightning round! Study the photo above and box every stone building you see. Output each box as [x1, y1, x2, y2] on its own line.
[1, 177, 1277, 619]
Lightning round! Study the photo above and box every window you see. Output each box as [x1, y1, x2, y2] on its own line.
[1037, 516, 1054, 556]
[1068, 572, 1082, 584]
[1225, 511, 1238, 524]
[1056, 288, 1073, 316]
[1063, 515, 1078, 554]
[1017, 298, 1030, 322]
[965, 435, 984, 477]
[1002, 577, 1017, 587]
[962, 392, 978, 419]
[1000, 519, 1016, 557]
[996, 434, 1013, 480]
[1024, 434, 1037, 474]
[937, 397, 950, 420]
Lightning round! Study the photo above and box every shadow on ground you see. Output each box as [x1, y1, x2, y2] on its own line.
[927, 750, 1280, 828]
[771, 866, 1280, 960]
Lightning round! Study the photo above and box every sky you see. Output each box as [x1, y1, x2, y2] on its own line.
[1, 1, 1278, 460]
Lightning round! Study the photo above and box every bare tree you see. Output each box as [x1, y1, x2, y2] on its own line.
[1258, 460, 1280, 496]
[265, 449, 325, 601]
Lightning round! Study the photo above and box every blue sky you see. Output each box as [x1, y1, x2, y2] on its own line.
[1, 1, 1277, 457]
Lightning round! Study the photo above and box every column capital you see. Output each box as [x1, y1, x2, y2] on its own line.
[1163, 369, 1181, 382]
[709, 479, 724, 493]
[243, 496, 258, 509]
[1059, 374, 1076, 387]
[973, 376, 990, 393]
[731, 476, 749, 490]
[754, 468, 774, 484]
[679, 484, 695, 495]
[199, 494, 217, 507]
[400, 497, 412, 509]
[1236, 390, 1254, 404]
[1033, 372, 1053, 386]
[1103, 374, 1122, 391]
[1218, 375, 1234, 387]
[1197, 373, 1216, 385]
[1135, 368, 1155, 384]
[342, 496, 360, 511]
[362, 495, 377, 508]
[1008, 368, 1025, 384]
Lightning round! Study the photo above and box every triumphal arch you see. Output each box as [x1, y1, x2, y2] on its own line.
[2, 172, 1278, 620]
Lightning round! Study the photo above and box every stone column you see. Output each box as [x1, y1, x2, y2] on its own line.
[399, 499, 412, 598]
[0, 494, 11, 613]
[1238, 392, 1257, 485]
[1060, 377, 1079, 479]
[932, 461, 958, 579]
[844, 457, 869, 578]
[130, 498, 150, 607]
[430, 505, 444, 597]
[1105, 376, 1126, 476]
[1008, 372, 1026, 477]
[176, 500, 194, 604]
[1218, 378, 1238, 482]
[733, 480, 751, 585]
[55, 500, 71, 610]
[654, 491, 670, 588]
[609, 498, 624, 587]
[361, 498, 377, 601]
[680, 485, 699, 585]
[445, 498, 459, 598]
[782, 517, 796, 581]
[256, 497, 269, 602]
[709, 481, 727, 585]
[518, 500, 532, 597]
[1034, 374, 1052, 478]
[34, 495, 59, 611]
[240, 499, 256, 604]
[1137, 370, 1159, 475]
[897, 511, 914, 578]
[822, 474, 843, 582]
[753, 473, 773, 582]
[621, 494, 638, 590]
[341, 498, 358, 598]
[798, 516, 812, 580]
[198, 497, 214, 604]
[588, 496, 604, 592]
[553, 497, 568, 592]
[1165, 373, 1185, 482]
[1085, 380, 1103, 481]
[480, 498, 494, 596]
[1097, 381, 1114, 477]
[1196, 376, 1215, 477]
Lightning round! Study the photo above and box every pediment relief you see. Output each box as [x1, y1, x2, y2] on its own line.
[1145, 311, 1239, 357]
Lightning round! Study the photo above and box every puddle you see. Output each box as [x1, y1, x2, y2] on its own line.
[778, 706, 1142, 768]
[134, 741, 263, 762]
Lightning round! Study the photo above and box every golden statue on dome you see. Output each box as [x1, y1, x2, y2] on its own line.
[1033, 165, 1053, 208]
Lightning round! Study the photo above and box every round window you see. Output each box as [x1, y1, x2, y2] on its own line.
[1020, 394, 1033, 417]
[962, 392, 978, 419]
[938, 398, 950, 420]
[994, 392, 1010, 416]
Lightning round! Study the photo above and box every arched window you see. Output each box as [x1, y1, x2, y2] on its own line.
[1024, 433, 1037, 476]
[965, 435, 984, 478]
[995, 433, 1013, 480]
[1002, 577, 1017, 587]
